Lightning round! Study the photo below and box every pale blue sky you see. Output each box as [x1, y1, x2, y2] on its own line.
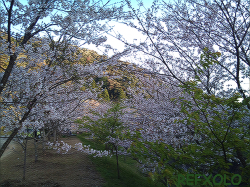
[1, 0, 162, 37]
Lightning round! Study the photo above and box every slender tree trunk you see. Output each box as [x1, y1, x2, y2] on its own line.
[33, 130, 38, 162]
[48, 131, 51, 141]
[115, 145, 120, 179]
[236, 148, 246, 168]
[110, 143, 114, 154]
[53, 129, 57, 142]
[23, 138, 28, 181]
[42, 127, 46, 150]
[105, 144, 108, 150]
[34, 138, 38, 162]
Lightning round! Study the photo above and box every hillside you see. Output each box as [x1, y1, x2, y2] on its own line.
[0, 31, 160, 103]
[75, 48, 159, 102]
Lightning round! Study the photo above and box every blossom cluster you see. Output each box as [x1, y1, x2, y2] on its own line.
[74, 142, 112, 157]
[46, 141, 72, 154]
[45, 141, 112, 157]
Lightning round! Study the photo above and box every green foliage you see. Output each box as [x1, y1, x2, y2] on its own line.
[127, 136, 189, 186]
[94, 75, 127, 101]
[118, 88, 126, 100]
[98, 88, 110, 101]
[76, 103, 129, 179]
[77, 134, 165, 187]
[175, 49, 250, 185]
[91, 79, 98, 89]
[194, 47, 221, 81]
[178, 80, 250, 179]
[75, 103, 126, 145]
[79, 86, 86, 91]
[94, 76, 109, 89]
[82, 61, 150, 102]
[127, 48, 250, 186]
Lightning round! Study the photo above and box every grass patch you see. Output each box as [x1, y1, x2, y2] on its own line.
[77, 134, 165, 187]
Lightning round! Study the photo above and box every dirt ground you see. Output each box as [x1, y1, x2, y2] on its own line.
[0, 137, 106, 187]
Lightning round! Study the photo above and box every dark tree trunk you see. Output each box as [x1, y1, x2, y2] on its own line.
[0, 98, 37, 158]
[53, 129, 57, 142]
[0, 127, 20, 158]
[42, 127, 46, 149]
[115, 145, 120, 179]
[22, 138, 28, 181]
[34, 138, 38, 162]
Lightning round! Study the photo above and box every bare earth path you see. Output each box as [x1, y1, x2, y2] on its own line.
[0, 136, 105, 187]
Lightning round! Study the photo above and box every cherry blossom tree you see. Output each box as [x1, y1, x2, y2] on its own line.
[102, 1, 250, 185]
[120, 0, 250, 99]
[122, 49, 250, 186]
[0, 0, 125, 158]
[121, 70, 190, 185]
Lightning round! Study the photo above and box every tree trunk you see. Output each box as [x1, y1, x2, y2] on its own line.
[0, 54, 17, 95]
[0, 97, 37, 159]
[236, 148, 247, 168]
[34, 138, 38, 162]
[42, 127, 46, 149]
[53, 129, 57, 142]
[115, 145, 120, 179]
[23, 138, 28, 181]
[0, 127, 20, 158]
[48, 131, 51, 141]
